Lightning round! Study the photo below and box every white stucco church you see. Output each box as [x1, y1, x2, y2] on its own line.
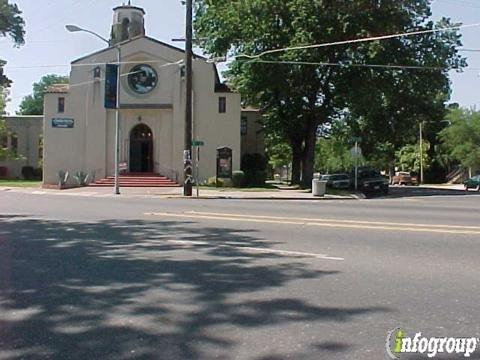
[40, 3, 263, 187]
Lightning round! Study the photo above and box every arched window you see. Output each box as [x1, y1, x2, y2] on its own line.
[130, 124, 152, 140]
[121, 18, 130, 41]
[10, 133, 18, 153]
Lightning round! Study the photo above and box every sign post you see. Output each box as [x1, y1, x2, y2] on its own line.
[351, 137, 362, 191]
[192, 140, 204, 198]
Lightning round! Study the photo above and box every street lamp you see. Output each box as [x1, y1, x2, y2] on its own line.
[66, 24, 121, 195]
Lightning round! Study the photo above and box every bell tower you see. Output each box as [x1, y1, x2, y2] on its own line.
[110, 1, 146, 45]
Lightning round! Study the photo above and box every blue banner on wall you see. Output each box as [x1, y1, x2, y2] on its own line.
[105, 64, 118, 109]
[52, 118, 74, 128]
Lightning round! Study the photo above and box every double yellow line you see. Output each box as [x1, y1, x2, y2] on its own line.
[145, 211, 480, 235]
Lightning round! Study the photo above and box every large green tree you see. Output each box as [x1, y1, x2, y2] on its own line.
[1, 0, 25, 160]
[18, 74, 69, 115]
[0, 0, 25, 87]
[395, 142, 431, 173]
[195, 0, 464, 186]
[439, 108, 480, 174]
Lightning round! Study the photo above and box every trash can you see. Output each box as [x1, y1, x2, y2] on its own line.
[312, 179, 327, 197]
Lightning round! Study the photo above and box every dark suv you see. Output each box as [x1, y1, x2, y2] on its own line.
[352, 168, 389, 196]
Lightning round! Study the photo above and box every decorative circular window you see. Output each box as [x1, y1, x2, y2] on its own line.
[128, 64, 157, 94]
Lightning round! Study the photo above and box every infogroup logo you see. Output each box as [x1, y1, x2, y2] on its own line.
[386, 328, 479, 359]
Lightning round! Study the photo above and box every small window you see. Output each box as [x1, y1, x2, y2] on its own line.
[10, 134, 18, 153]
[219, 97, 227, 113]
[58, 97, 65, 113]
[93, 66, 102, 80]
[241, 116, 248, 136]
[38, 136, 43, 159]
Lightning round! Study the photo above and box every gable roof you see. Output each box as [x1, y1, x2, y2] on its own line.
[71, 36, 207, 64]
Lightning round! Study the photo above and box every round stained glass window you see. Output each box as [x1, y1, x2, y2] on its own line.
[128, 64, 158, 94]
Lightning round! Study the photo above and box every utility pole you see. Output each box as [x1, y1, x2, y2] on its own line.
[183, 0, 193, 196]
[355, 140, 359, 191]
[419, 122, 423, 185]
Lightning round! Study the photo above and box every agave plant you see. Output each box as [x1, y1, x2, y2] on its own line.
[58, 170, 69, 189]
[74, 171, 89, 187]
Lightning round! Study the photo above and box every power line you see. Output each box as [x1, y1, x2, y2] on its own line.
[7, 60, 183, 101]
[236, 22, 480, 60]
[4, 59, 184, 70]
[240, 59, 480, 72]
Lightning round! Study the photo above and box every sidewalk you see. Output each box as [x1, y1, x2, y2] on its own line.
[0, 185, 358, 200]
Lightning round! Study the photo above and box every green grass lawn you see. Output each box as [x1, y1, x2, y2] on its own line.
[0, 180, 42, 188]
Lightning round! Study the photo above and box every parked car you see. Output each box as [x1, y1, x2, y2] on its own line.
[463, 175, 480, 192]
[391, 171, 416, 185]
[352, 168, 389, 196]
[321, 174, 351, 189]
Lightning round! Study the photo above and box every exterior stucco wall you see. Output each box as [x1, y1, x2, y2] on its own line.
[43, 37, 243, 185]
[43, 91, 85, 185]
[0, 116, 43, 179]
[192, 60, 241, 182]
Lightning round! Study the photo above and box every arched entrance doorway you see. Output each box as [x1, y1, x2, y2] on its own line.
[129, 124, 154, 173]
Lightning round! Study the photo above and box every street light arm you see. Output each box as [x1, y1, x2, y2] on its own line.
[65, 25, 109, 45]
[81, 29, 110, 44]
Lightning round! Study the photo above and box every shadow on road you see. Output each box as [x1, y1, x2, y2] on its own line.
[0, 215, 389, 359]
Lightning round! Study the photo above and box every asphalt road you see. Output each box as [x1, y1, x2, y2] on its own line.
[0, 189, 479, 359]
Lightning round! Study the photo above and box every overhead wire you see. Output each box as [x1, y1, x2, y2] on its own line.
[237, 59, 480, 72]
[235, 22, 480, 60]
[7, 60, 184, 102]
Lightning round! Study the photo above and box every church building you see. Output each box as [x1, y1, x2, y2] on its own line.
[41, 3, 262, 187]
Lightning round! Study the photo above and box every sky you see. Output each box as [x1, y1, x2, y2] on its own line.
[1, 0, 479, 114]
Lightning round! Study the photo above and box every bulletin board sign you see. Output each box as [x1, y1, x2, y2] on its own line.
[52, 118, 74, 128]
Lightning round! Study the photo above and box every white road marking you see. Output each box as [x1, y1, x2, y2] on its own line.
[145, 211, 480, 235]
[166, 240, 344, 261]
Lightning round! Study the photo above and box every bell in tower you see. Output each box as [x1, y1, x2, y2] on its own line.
[110, 1, 146, 45]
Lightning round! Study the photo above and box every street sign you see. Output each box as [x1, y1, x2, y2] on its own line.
[192, 140, 205, 147]
[350, 146, 362, 158]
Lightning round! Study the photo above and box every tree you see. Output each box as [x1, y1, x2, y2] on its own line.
[439, 108, 480, 174]
[18, 74, 69, 115]
[265, 135, 292, 171]
[315, 137, 357, 174]
[0, 0, 25, 87]
[395, 142, 431, 173]
[1, 88, 10, 160]
[1, 0, 25, 160]
[194, 0, 464, 186]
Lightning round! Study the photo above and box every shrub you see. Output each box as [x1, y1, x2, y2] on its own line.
[253, 170, 267, 186]
[241, 153, 268, 186]
[34, 168, 42, 180]
[207, 176, 224, 187]
[21, 166, 35, 180]
[0, 166, 7, 178]
[232, 171, 245, 188]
